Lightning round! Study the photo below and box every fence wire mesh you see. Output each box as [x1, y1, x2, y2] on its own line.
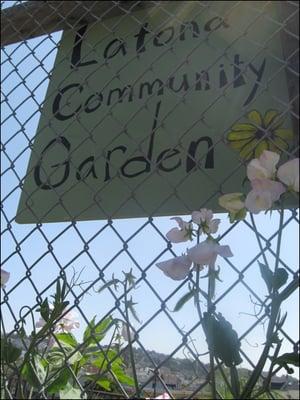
[1, 1, 299, 399]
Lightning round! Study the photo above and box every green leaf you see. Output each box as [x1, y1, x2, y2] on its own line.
[258, 262, 273, 293]
[273, 268, 288, 291]
[46, 368, 72, 394]
[47, 346, 82, 367]
[96, 378, 112, 391]
[39, 298, 50, 322]
[21, 355, 47, 388]
[273, 352, 299, 368]
[96, 279, 120, 294]
[55, 332, 78, 348]
[202, 312, 242, 367]
[0, 338, 22, 364]
[112, 364, 134, 386]
[59, 382, 85, 399]
[83, 316, 114, 346]
[173, 290, 195, 312]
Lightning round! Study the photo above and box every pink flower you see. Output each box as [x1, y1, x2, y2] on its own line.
[245, 178, 286, 214]
[36, 307, 80, 333]
[277, 158, 299, 192]
[1, 269, 10, 288]
[247, 150, 280, 181]
[146, 393, 171, 399]
[192, 209, 220, 234]
[166, 217, 192, 243]
[187, 239, 233, 268]
[57, 310, 80, 332]
[156, 255, 192, 280]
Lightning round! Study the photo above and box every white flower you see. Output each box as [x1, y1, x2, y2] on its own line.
[245, 178, 286, 214]
[1, 269, 10, 288]
[57, 310, 80, 332]
[218, 193, 245, 214]
[247, 150, 280, 181]
[277, 158, 299, 192]
[187, 239, 233, 268]
[192, 209, 220, 234]
[156, 255, 192, 281]
[166, 217, 192, 243]
[36, 307, 80, 333]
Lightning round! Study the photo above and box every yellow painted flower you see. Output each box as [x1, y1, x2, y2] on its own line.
[227, 110, 293, 160]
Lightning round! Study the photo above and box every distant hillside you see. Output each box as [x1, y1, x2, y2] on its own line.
[127, 347, 299, 386]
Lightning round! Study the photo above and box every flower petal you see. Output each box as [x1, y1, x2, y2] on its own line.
[274, 128, 293, 141]
[187, 241, 215, 266]
[166, 227, 189, 243]
[231, 123, 256, 132]
[247, 110, 263, 127]
[227, 130, 255, 140]
[1, 269, 10, 288]
[254, 141, 269, 158]
[245, 189, 272, 214]
[272, 137, 289, 151]
[239, 140, 258, 160]
[156, 256, 192, 281]
[170, 217, 184, 228]
[217, 245, 233, 258]
[277, 158, 299, 192]
[218, 193, 245, 213]
[259, 150, 280, 175]
[263, 110, 279, 127]
[208, 219, 221, 234]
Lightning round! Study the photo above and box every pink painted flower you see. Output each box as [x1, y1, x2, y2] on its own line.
[1, 269, 10, 288]
[277, 158, 299, 192]
[166, 217, 192, 243]
[245, 178, 286, 214]
[192, 209, 220, 234]
[156, 255, 192, 281]
[187, 239, 233, 268]
[247, 150, 280, 181]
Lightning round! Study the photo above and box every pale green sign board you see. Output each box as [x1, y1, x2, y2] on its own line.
[16, 1, 294, 223]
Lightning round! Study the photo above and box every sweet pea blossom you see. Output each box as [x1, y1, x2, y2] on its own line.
[245, 178, 286, 214]
[187, 239, 233, 268]
[36, 308, 80, 333]
[1, 269, 10, 288]
[277, 158, 299, 192]
[218, 193, 245, 214]
[156, 255, 192, 281]
[166, 217, 192, 243]
[247, 150, 280, 181]
[146, 393, 171, 399]
[57, 310, 80, 332]
[192, 209, 220, 234]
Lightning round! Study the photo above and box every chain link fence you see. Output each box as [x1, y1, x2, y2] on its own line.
[1, 1, 299, 399]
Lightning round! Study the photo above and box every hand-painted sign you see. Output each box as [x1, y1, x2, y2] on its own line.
[16, 1, 295, 223]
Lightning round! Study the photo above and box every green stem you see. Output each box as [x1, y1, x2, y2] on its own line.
[195, 267, 202, 321]
[208, 271, 217, 400]
[241, 207, 285, 398]
[124, 283, 139, 397]
[230, 365, 240, 399]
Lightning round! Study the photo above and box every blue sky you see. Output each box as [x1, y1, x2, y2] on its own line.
[1, 1, 299, 378]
